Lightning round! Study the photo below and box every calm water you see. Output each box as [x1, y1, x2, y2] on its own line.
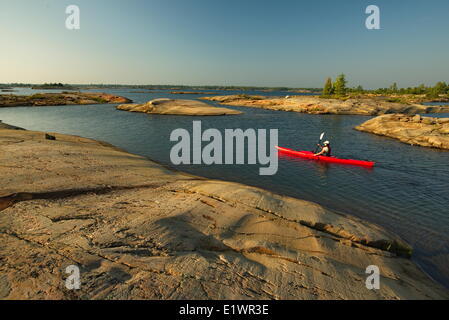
[424, 101, 449, 107]
[1, 88, 449, 288]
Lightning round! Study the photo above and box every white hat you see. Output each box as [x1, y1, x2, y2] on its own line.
[323, 141, 330, 145]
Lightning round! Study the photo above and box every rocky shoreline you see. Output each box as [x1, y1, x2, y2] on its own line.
[117, 98, 242, 116]
[0, 123, 447, 299]
[201, 95, 449, 116]
[0, 92, 132, 108]
[0, 120, 24, 130]
[356, 114, 449, 150]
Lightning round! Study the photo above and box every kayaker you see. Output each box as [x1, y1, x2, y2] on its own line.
[314, 141, 331, 156]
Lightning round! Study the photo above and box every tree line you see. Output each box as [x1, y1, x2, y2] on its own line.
[369, 81, 449, 98]
[321, 75, 449, 98]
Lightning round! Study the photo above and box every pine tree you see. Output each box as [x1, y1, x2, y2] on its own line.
[389, 82, 398, 93]
[322, 77, 333, 96]
[434, 81, 447, 94]
[334, 74, 347, 96]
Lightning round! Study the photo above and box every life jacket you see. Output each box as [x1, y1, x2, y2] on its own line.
[323, 145, 331, 156]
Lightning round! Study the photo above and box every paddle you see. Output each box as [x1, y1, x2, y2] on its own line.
[314, 132, 325, 153]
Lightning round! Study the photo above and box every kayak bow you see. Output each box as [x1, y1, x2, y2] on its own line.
[276, 146, 375, 167]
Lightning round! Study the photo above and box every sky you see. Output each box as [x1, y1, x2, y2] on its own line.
[1, 0, 448, 88]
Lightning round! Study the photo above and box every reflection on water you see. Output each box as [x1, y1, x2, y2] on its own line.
[1, 88, 449, 288]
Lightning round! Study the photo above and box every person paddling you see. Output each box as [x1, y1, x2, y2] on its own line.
[314, 141, 331, 156]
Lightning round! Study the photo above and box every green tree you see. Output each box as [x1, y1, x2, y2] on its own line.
[322, 77, 333, 96]
[433, 81, 447, 94]
[334, 74, 347, 96]
[389, 82, 398, 93]
[417, 84, 427, 94]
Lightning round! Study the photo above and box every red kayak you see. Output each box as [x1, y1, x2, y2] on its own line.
[276, 146, 375, 167]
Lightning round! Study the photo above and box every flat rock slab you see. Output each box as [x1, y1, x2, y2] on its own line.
[201, 95, 449, 116]
[0, 92, 132, 108]
[356, 114, 449, 150]
[117, 98, 242, 116]
[0, 124, 447, 299]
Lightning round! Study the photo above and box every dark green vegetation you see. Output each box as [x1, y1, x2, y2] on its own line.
[31, 83, 77, 90]
[321, 76, 449, 102]
[353, 81, 449, 99]
[321, 74, 348, 98]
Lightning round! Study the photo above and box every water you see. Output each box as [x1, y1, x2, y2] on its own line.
[423, 101, 449, 107]
[0, 87, 74, 95]
[1, 88, 449, 288]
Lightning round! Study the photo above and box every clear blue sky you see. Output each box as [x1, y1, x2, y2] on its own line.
[1, 0, 448, 88]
